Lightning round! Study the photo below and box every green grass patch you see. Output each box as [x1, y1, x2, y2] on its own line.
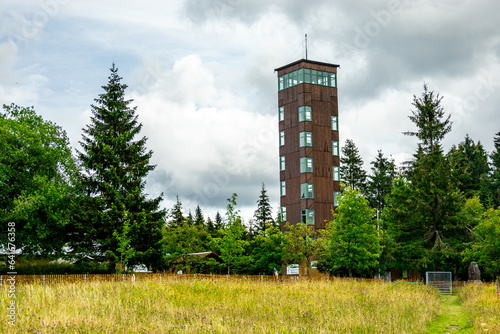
[426, 294, 473, 334]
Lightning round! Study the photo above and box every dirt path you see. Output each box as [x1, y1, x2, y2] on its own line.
[427, 294, 473, 333]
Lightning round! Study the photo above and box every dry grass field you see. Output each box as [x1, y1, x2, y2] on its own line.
[460, 283, 500, 333]
[0, 277, 443, 333]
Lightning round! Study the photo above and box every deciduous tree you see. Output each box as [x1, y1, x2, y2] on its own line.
[319, 185, 381, 277]
[0, 104, 77, 257]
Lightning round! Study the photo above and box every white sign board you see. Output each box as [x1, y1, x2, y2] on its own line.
[287, 264, 299, 275]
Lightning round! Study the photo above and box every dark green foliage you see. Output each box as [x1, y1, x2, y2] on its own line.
[447, 135, 490, 203]
[0, 104, 77, 258]
[168, 196, 185, 227]
[490, 132, 500, 208]
[253, 182, 275, 232]
[74, 64, 165, 272]
[163, 222, 210, 272]
[366, 150, 396, 215]
[214, 211, 224, 230]
[403, 84, 452, 155]
[0, 259, 109, 275]
[340, 139, 367, 193]
[251, 223, 284, 274]
[386, 85, 466, 277]
[194, 205, 205, 226]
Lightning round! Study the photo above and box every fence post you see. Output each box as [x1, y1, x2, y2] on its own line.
[43, 275, 45, 286]
[0, 275, 2, 286]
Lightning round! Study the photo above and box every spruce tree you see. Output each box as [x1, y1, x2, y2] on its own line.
[447, 135, 490, 202]
[214, 211, 224, 230]
[194, 205, 205, 226]
[366, 150, 396, 216]
[76, 64, 165, 272]
[253, 183, 274, 232]
[340, 139, 367, 193]
[490, 132, 500, 208]
[169, 196, 184, 227]
[386, 85, 465, 275]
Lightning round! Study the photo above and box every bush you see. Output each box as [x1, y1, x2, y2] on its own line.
[0, 259, 109, 274]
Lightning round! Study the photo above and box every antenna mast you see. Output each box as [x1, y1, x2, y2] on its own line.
[305, 34, 308, 60]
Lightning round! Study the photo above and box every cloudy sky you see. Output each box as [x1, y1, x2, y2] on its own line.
[1, 0, 499, 222]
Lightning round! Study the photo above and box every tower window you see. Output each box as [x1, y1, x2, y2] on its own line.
[280, 156, 285, 171]
[334, 191, 341, 206]
[332, 141, 339, 156]
[279, 106, 284, 122]
[332, 115, 338, 131]
[280, 207, 287, 221]
[300, 132, 312, 147]
[281, 181, 286, 196]
[301, 209, 315, 225]
[299, 106, 312, 122]
[278, 68, 337, 91]
[333, 166, 340, 181]
[300, 157, 313, 173]
[280, 131, 285, 146]
[301, 183, 314, 199]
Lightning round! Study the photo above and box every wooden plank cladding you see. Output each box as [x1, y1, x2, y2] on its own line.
[277, 59, 340, 232]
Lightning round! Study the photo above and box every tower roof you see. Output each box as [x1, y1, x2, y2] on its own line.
[274, 58, 340, 72]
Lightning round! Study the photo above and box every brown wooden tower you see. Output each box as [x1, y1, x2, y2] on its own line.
[276, 59, 341, 231]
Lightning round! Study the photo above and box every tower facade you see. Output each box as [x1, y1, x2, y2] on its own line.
[276, 59, 340, 231]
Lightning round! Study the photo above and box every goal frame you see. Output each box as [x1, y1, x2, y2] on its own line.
[426, 271, 452, 294]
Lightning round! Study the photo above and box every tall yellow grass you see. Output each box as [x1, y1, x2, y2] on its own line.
[1, 278, 440, 333]
[460, 283, 500, 333]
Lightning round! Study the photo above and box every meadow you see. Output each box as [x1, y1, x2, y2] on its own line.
[461, 283, 500, 333]
[1, 277, 444, 333]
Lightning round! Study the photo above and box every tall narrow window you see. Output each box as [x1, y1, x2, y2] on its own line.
[280, 131, 285, 146]
[334, 191, 341, 206]
[280, 156, 285, 171]
[332, 141, 339, 156]
[280, 181, 286, 196]
[300, 132, 312, 147]
[279, 106, 284, 122]
[300, 157, 313, 173]
[301, 209, 315, 225]
[301, 183, 314, 199]
[330, 72, 337, 87]
[331, 115, 338, 131]
[299, 106, 312, 122]
[280, 207, 287, 221]
[333, 166, 340, 181]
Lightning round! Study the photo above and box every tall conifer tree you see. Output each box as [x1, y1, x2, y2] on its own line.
[76, 64, 165, 272]
[386, 85, 465, 275]
[253, 183, 274, 232]
[367, 150, 396, 215]
[490, 132, 500, 208]
[340, 139, 367, 193]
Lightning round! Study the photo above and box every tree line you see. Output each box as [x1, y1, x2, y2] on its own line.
[1, 65, 499, 279]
